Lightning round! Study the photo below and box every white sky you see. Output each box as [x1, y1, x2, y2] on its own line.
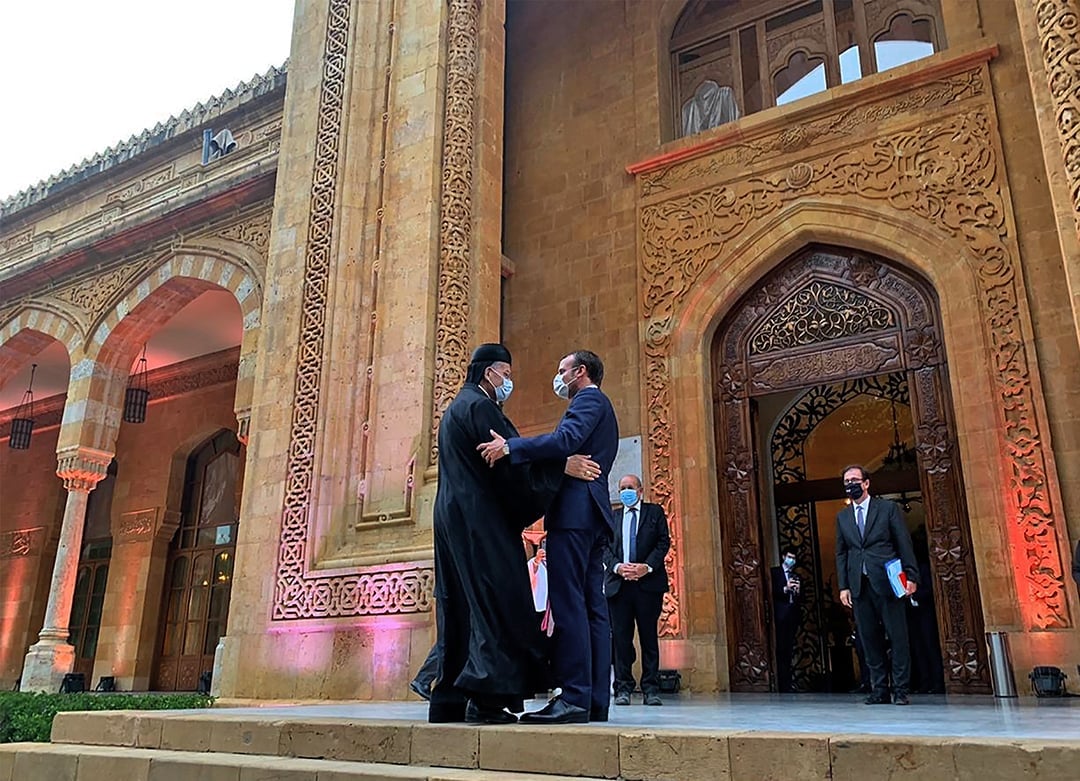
[0, 0, 295, 201]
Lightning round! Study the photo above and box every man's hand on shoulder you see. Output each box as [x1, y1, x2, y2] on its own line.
[477, 429, 508, 466]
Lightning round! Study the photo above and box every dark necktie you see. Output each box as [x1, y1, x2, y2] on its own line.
[856, 505, 865, 539]
[628, 507, 638, 562]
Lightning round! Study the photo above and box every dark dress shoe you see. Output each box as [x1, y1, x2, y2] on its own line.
[893, 693, 910, 706]
[428, 701, 467, 723]
[614, 692, 631, 706]
[409, 679, 432, 702]
[590, 708, 609, 722]
[518, 696, 588, 724]
[864, 693, 891, 705]
[643, 693, 663, 706]
[465, 699, 518, 725]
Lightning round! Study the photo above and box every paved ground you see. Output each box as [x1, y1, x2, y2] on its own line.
[193, 692, 1080, 740]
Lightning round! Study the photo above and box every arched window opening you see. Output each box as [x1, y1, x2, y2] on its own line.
[153, 429, 242, 691]
[775, 51, 827, 106]
[670, 0, 945, 138]
[70, 459, 117, 682]
[874, 13, 936, 72]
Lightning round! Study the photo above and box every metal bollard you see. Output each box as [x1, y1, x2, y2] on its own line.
[986, 631, 1018, 697]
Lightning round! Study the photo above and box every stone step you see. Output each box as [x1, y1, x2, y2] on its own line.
[0, 742, 597, 781]
[41, 710, 1080, 781]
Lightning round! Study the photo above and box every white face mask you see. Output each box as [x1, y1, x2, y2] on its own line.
[552, 372, 570, 400]
[487, 368, 513, 403]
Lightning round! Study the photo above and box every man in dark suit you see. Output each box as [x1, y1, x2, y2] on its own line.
[605, 474, 670, 706]
[479, 350, 619, 724]
[770, 548, 801, 693]
[836, 464, 919, 705]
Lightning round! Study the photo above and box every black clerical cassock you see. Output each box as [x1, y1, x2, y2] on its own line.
[430, 375, 564, 719]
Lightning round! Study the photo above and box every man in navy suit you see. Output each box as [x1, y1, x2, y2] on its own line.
[479, 350, 619, 723]
[836, 464, 919, 705]
[604, 474, 670, 706]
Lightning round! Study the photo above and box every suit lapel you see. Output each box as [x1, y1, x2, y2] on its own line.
[843, 505, 859, 544]
[862, 499, 881, 541]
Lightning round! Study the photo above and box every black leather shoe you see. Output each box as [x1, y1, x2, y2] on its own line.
[864, 693, 890, 705]
[518, 696, 589, 724]
[465, 699, 518, 724]
[409, 679, 432, 701]
[590, 708, 609, 722]
[643, 692, 663, 706]
[614, 692, 631, 706]
[893, 692, 910, 706]
[428, 701, 466, 723]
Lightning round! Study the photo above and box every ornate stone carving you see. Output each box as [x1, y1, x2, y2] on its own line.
[55, 446, 113, 492]
[105, 165, 175, 204]
[272, 0, 433, 620]
[216, 211, 273, 257]
[1034, 1, 1080, 240]
[51, 257, 159, 329]
[0, 527, 44, 558]
[641, 98, 1071, 632]
[115, 508, 157, 542]
[640, 68, 985, 195]
[748, 281, 895, 353]
[430, 0, 480, 466]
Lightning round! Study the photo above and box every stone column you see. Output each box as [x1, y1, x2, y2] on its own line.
[20, 446, 112, 692]
[1015, 2, 1080, 373]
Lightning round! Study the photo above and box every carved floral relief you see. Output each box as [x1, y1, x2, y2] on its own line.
[637, 60, 1071, 640]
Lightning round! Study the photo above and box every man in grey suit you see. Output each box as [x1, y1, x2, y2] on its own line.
[836, 464, 918, 705]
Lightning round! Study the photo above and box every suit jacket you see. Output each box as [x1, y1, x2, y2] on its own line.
[604, 501, 671, 596]
[508, 386, 619, 535]
[770, 565, 800, 626]
[835, 496, 918, 599]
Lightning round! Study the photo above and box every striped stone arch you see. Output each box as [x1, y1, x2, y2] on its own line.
[0, 306, 81, 390]
[87, 249, 262, 360]
[57, 251, 264, 454]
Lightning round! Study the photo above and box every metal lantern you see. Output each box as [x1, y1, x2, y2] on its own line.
[123, 346, 150, 424]
[8, 363, 37, 450]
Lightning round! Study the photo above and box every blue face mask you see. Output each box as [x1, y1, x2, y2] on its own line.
[552, 372, 570, 400]
[487, 368, 513, 403]
[620, 488, 639, 507]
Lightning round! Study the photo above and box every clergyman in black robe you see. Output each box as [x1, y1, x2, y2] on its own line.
[429, 343, 596, 724]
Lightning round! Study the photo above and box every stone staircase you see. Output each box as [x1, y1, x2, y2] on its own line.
[0, 708, 1077, 780]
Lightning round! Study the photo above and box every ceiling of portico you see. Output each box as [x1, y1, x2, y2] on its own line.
[0, 289, 242, 412]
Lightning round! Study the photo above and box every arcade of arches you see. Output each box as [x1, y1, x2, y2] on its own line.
[2, 0, 1080, 699]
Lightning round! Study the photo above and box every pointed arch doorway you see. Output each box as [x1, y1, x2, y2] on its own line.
[712, 245, 990, 694]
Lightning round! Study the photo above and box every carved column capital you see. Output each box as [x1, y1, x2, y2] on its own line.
[55, 445, 113, 492]
[235, 407, 251, 446]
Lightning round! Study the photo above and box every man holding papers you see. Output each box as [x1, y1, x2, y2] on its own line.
[835, 465, 919, 705]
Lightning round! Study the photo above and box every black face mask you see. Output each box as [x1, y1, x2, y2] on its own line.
[844, 482, 864, 501]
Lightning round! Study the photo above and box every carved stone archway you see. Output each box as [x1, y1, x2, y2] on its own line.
[711, 244, 990, 694]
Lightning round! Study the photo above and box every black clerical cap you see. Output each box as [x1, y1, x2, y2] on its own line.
[470, 343, 512, 365]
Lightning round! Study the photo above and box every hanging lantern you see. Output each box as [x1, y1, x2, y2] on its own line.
[8, 363, 37, 450]
[123, 346, 150, 424]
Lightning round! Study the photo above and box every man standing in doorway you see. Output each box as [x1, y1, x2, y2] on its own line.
[836, 464, 919, 705]
[770, 548, 801, 693]
[479, 350, 619, 724]
[605, 474, 670, 707]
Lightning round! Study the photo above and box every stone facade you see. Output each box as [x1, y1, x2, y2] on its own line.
[1, 0, 1080, 698]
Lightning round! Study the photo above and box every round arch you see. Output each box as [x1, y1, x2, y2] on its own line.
[57, 250, 263, 454]
[0, 307, 81, 391]
[645, 199, 1034, 689]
